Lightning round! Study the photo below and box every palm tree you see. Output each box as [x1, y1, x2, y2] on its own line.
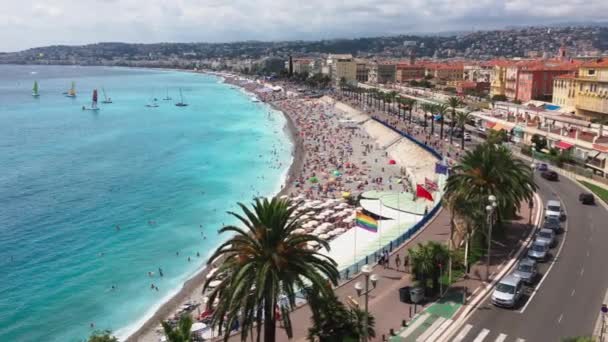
[306, 285, 376, 341]
[436, 103, 449, 139]
[203, 197, 339, 342]
[420, 103, 433, 132]
[455, 111, 473, 150]
[88, 331, 118, 342]
[444, 143, 537, 226]
[161, 314, 193, 342]
[409, 241, 450, 295]
[408, 98, 417, 124]
[447, 97, 462, 144]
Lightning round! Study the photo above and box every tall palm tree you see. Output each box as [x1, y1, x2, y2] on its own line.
[408, 241, 449, 295]
[447, 97, 462, 144]
[435, 103, 449, 139]
[408, 98, 417, 124]
[162, 314, 193, 342]
[420, 103, 433, 132]
[444, 143, 537, 226]
[455, 111, 473, 150]
[203, 197, 339, 342]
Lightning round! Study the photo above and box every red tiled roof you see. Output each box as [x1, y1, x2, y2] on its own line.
[582, 58, 608, 68]
[555, 73, 577, 79]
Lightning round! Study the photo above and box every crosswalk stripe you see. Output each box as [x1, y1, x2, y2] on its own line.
[495, 333, 507, 342]
[416, 316, 446, 341]
[515, 339, 526, 342]
[399, 313, 430, 338]
[424, 318, 453, 341]
[473, 328, 490, 342]
[452, 324, 473, 342]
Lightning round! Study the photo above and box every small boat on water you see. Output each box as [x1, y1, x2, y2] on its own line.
[251, 96, 260, 103]
[101, 88, 112, 104]
[32, 81, 40, 97]
[82, 89, 100, 111]
[162, 88, 172, 101]
[175, 88, 188, 107]
[65, 81, 76, 98]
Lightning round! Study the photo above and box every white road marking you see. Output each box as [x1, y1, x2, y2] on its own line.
[571, 289, 576, 296]
[452, 324, 473, 342]
[558, 313, 564, 324]
[587, 250, 590, 257]
[515, 339, 526, 342]
[580, 268, 584, 276]
[519, 186, 569, 314]
[473, 328, 490, 342]
[399, 313, 429, 338]
[495, 333, 507, 342]
[424, 318, 453, 342]
[416, 316, 445, 342]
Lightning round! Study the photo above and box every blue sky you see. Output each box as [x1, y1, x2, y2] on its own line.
[1, 0, 607, 52]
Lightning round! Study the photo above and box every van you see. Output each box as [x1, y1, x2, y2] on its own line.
[544, 200, 565, 221]
[491, 274, 524, 308]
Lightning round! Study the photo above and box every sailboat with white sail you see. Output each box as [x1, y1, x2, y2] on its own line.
[32, 81, 40, 97]
[82, 89, 100, 111]
[65, 81, 76, 98]
[175, 88, 188, 107]
[101, 88, 112, 104]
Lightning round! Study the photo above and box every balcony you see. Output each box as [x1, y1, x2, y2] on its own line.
[586, 157, 606, 170]
[575, 95, 608, 114]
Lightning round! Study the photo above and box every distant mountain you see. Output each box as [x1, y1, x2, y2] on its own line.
[1, 25, 607, 66]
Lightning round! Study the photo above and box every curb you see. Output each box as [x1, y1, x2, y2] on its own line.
[434, 192, 543, 341]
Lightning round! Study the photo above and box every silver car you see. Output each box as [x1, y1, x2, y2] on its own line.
[512, 258, 538, 284]
[527, 240, 549, 261]
[536, 228, 556, 248]
[492, 274, 524, 308]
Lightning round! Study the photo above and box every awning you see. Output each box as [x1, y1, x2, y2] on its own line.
[485, 121, 496, 128]
[555, 141, 574, 150]
[491, 123, 507, 131]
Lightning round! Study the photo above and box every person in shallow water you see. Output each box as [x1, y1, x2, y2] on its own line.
[158, 268, 163, 277]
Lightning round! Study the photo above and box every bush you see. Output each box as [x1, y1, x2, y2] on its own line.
[521, 145, 533, 157]
[491, 94, 507, 102]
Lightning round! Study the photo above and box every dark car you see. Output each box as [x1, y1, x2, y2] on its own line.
[541, 170, 559, 181]
[579, 192, 595, 205]
[537, 163, 549, 171]
[543, 217, 561, 234]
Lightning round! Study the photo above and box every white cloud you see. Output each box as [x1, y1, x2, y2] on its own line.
[1, 0, 607, 51]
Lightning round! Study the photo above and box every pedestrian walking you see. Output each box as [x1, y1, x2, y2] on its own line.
[383, 250, 389, 269]
[404, 254, 410, 273]
[395, 254, 401, 270]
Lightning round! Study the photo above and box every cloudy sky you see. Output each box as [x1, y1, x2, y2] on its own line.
[1, 0, 607, 52]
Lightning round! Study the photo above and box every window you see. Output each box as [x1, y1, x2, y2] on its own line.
[588, 69, 596, 76]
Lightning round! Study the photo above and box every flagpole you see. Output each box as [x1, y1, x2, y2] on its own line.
[354, 211, 357, 273]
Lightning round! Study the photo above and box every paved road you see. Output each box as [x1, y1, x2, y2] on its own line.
[450, 173, 608, 341]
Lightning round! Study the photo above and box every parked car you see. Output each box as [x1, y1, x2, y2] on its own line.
[579, 192, 595, 205]
[537, 163, 549, 171]
[545, 200, 565, 221]
[512, 258, 539, 284]
[464, 133, 472, 141]
[543, 217, 562, 234]
[492, 274, 524, 308]
[541, 170, 559, 181]
[535, 228, 556, 248]
[527, 240, 550, 261]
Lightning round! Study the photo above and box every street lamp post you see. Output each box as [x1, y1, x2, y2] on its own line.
[354, 265, 378, 342]
[486, 195, 497, 282]
[529, 162, 536, 226]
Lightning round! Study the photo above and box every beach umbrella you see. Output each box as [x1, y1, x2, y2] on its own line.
[206, 267, 218, 279]
[308, 241, 319, 247]
[342, 192, 351, 199]
[389, 159, 397, 165]
[280, 195, 289, 199]
[309, 176, 319, 183]
[208, 280, 222, 288]
[292, 228, 306, 234]
[332, 170, 342, 177]
[319, 233, 330, 240]
[191, 322, 207, 332]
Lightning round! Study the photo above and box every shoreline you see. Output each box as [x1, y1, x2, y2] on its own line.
[124, 73, 303, 342]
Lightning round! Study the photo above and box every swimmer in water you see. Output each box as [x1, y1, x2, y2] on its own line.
[158, 268, 163, 277]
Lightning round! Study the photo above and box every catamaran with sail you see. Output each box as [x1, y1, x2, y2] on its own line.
[32, 81, 40, 97]
[175, 88, 188, 107]
[82, 89, 100, 111]
[101, 88, 112, 104]
[65, 81, 76, 98]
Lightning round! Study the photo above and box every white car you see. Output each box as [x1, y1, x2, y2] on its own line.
[544, 200, 565, 221]
[464, 133, 471, 141]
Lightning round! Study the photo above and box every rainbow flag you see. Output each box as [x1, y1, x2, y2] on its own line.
[356, 212, 378, 233]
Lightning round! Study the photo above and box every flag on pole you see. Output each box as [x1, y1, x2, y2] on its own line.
[435, 162, 448, 175]
[424, 178, 438, 192]
[416, 184, 434, 202]
[355, 211, 378, 233]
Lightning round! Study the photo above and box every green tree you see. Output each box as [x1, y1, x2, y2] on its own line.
[161, 314, 193, 342]
[306, 285, 375, 342]
[447, 96, 463, 144]
[444, 143, 537, 226]
[408, 241, 450, 295]
[561, 337, 595, 342]
[408, 98, 418, 124]
[203, 197, 339, 342]
[486, 129, 508, 145]
[421, 103, 433, 132]
[531, 134, 547, 151]
[455, 111, 473, 149]
[87, 330, 118, 342]
[491, 94, 507, 102]
[435, 103, 449, 140]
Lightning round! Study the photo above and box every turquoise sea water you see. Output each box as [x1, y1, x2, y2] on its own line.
[0, 65, 292, 341]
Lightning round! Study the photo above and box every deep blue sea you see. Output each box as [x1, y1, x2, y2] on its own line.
[0, 65, 292, 341]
